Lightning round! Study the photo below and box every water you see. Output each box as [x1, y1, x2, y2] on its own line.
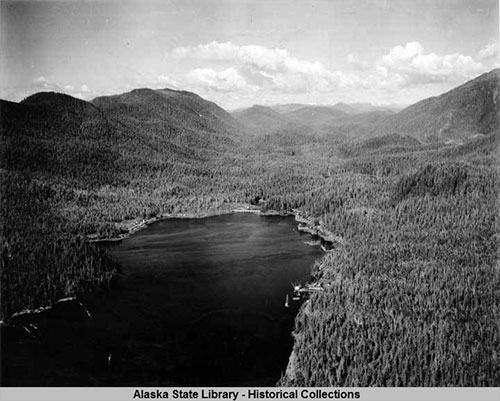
[1, 213, 322, 386]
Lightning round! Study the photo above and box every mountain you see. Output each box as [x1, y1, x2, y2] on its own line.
[284, 105, 349, 127]
[93, 87, 242, 149]
[1, 93, 120, 185]
[2, 70, 499, 387]
[231, 105, 295, 134]
[269, 103, 310, 114]
[329, 102, 357, 114]
[332, 102, 401, 114]
[269, 102, 402, 115]
[1, 88, 250, 202]
[336, 110, 394, 126]
[370, 69, 500, 141]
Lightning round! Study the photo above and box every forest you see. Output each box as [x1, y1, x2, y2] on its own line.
[0, 69, 499, 386]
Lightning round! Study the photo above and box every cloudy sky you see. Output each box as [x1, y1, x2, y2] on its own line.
[1, 0, 498, 109]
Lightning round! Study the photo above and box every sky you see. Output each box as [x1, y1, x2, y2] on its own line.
[1, 0, 499, 109]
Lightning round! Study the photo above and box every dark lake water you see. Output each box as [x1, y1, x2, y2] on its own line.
[2, 213, 322, 386]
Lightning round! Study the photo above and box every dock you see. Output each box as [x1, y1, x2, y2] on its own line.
[292, 283, 324, 297]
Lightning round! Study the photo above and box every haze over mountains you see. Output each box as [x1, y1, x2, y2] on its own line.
[232, 69, 500, 142]
[2, 69, 498, 192]
[230, 105, 302, 135]
[368, 69, 500, 142]
[2, 68, 497, 153]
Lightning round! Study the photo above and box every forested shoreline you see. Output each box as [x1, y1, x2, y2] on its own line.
[1, 70, 499, 386]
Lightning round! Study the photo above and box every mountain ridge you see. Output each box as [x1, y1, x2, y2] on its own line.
[369, 68, 500, 141]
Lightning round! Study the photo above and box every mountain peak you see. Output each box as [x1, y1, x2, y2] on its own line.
[21, 91, 92, 108]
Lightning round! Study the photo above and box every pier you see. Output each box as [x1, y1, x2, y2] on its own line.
[292, 283, 324, 298]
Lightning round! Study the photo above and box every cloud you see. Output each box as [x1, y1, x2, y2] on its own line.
[169, 41, 360, 94]
[157, 74, 180, 88]
[186, 67, 255, 93]
[161, 40, 494, 107]
[347, 54, 370, 71]
[378, 41, 485, 86]
[33, 76, 59, 91]
[31, 77, 94, 99]
[171, 41, 240, 60]
[477, 42, 499, 62]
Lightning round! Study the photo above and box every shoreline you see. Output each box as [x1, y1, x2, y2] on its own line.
[3, 204, 341, 388]
[0, 297, 85, 326]
[4, 207, 339, 323]
[87, 204, 296, 243]
[87, 204, 342, 249]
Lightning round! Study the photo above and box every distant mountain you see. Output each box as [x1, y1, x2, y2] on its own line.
[231, 105, 295, 134]
[336, 110, 394, 126]
[371, 69, 500, 141]
[329, 102, 357, 114]
[238, 104, 398, 138]
[284, 106, 350, 127]
[269, 103, 310, 114]
[332, 102, 401, 114]
[270, 102, 402, 115]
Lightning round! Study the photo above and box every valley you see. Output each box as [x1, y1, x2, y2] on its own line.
[1, 69, 499, 386]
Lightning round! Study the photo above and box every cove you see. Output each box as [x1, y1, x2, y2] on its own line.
[1, 213, 322, 386]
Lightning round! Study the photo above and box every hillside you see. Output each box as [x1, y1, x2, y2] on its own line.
[270, 103, 309, 114]
[231, 105, 299, 135]
[93, 87, 243, 149]
[371, 69, 500, 141]
[2, 95, 118, 184]
[284, 106, 349, 127]
[331, 102, 400, 114]
[1, 69, 499, 386]
[339, 132, 423, 158]
[0, 89, 251, 320]
[271, 102, 401, 115]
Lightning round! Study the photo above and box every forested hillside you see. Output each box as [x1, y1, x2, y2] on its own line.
[279, 132, 499, 386]
[0, 89, 250, 318]
[259, 70, 500, 142]
[284, 106, 349, 128]
[331, 102, 400, 114]
[369, 69, 500, 142]
[1, 70, 499, 386]
[231, 105, 296, 134]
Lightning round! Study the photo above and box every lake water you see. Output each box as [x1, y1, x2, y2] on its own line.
[1, 213, 322, 386]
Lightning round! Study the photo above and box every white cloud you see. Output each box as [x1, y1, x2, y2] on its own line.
[157, 74, 180, 88]
[186, 67, 255, 93]
[171, 41, 239, 60]
[378, 41, 485, 86]
[347, 54, 370, 71]
[33, 76, 57, 90]
[382, 42, 425, 65]
[169, 41, 360, 94]
[161, 40, 494, 106]
[31, 77, 94, 99]
[477, 42, 499, 62]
